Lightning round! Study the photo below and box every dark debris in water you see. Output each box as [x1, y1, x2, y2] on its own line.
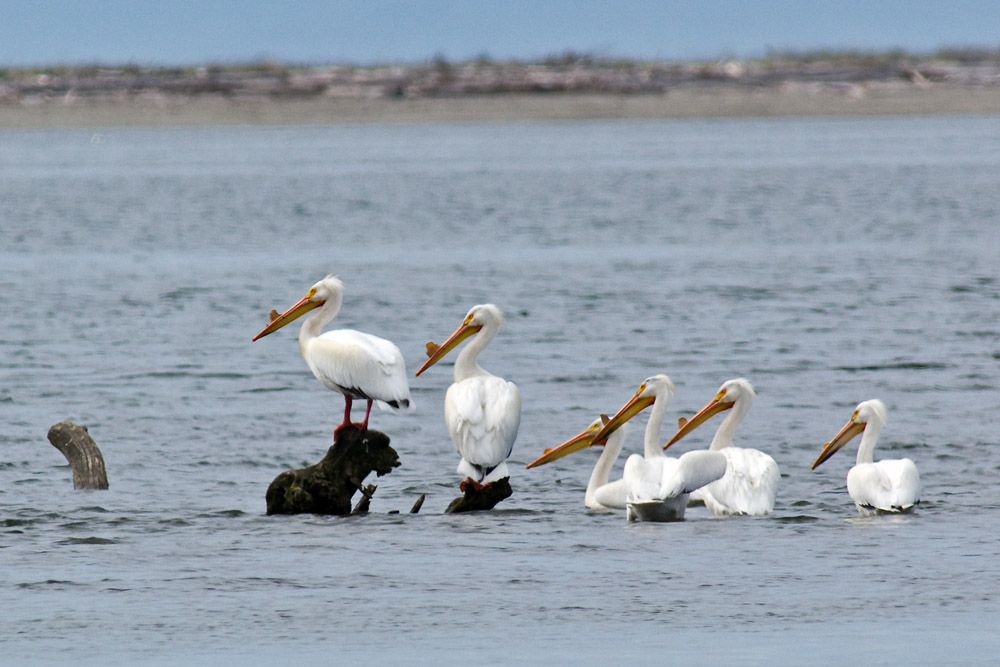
[57, 536, 119, 545]
[199, 509, 246, 518]
[158, 518, 194, 527]
[3, 517, 38, 527]
[242, 386, 295, 394]
[773, 515, 820, 523]
[161, 286, 212, 301]
[17, 579, 84, 589]
[836, 362, 950, 372]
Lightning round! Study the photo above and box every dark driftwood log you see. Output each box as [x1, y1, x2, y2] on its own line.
[445, 477, 513, 513]
[265, 425, 399, 516]
[351, 483, 377, 514]
[409, 493, 425, 514]
[47, 422, 109, 490]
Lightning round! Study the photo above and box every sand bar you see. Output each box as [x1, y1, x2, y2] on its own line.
[1, 85, 999, 130]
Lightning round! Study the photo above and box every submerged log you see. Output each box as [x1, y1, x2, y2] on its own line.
[445, 477, 513, 513]
[265, 425, 399, 516]
[409, 493, 426, 514]
[47, 422, 109, 490]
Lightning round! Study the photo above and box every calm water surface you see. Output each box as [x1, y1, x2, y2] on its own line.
[2, 116, 999, 665]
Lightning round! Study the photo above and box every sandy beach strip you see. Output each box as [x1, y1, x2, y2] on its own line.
[2, 84, 999, 129]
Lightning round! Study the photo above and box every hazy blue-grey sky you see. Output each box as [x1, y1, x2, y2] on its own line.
[2, 0, 998, 66]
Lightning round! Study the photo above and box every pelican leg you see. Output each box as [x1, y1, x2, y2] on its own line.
[355, 399, 374, 431]
[459, 477, 484, 493]
[334, 396, 354, 436]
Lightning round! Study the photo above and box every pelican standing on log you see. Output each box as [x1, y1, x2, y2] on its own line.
[590, 374, 727, 522]
[811, 399, 920, 515]
[416, 304, 521, 491]
[664, 378, 779, 516]
[252, 275, 413, 434]
[525, 416, 631, 511]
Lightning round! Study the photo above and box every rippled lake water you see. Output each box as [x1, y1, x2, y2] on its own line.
[2, 115, 999, 665]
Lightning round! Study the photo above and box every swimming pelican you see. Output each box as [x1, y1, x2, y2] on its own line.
[525, 415, 630, 511]
[415, 304, 520, 490]
[590, 375, 727, 522]
[252, 275, 413, 434]
[663, 378, 779, 516]
[811, 399, 920, 516]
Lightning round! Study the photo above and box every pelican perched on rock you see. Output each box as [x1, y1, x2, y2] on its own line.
[252, 275, 413, 434]
[416, 304, 520, 491]
[525, 416, 630, 511]
[590, 375, 727, 522]
[664, 378, 779, 516]
[811, 399, 920, 516]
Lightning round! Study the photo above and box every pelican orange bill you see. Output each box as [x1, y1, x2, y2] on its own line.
[525, 416, 611, 469]
[591, 383, 656, 444]
[662, 389, 733, 450]
[252, 293, 322, 341]
[415, 316, 482, 376]
[811, 415, 866, 470]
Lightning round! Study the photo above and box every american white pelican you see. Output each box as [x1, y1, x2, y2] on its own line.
[811, 399, 920, 516]
[525, 415, 630, 511]
[591, 375, 727, 522]
[664, 378, 779, 516]
[252, 275, 413, 434]
[415, 304, 520, 490]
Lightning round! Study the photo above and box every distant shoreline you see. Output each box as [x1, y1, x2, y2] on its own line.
[3, 53, 999, 128]
[2, 85, 1000, 130]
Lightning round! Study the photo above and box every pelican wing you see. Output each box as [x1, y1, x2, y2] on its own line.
[695, 447, 780, 516]
[676, 450, 729, 494]
[306, 329, 413, 410]
[623, 452, 724, 504]
[847, 459, 920, 512]
[444, 375, 521, 469]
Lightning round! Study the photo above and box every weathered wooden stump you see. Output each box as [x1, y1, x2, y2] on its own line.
[47, 422, 109, 490]
[265, 425, 400, 516]
[445, 477, 513, 513]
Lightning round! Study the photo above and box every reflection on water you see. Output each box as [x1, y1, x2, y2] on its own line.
[2, 116, 999, 665]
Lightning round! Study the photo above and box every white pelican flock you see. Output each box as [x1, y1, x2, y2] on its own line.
[253, 275, 926, 519]
[584, 375, 727, 522]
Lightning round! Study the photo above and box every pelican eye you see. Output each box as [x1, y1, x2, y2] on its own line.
[715, 388, 727, 401]
[306, 287, 317, 299]
[636, 382, 647, 395]
[852, 409, 859, 421]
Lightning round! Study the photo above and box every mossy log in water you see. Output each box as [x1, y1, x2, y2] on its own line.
[265, 425, 399, 516]
[47, 422, 109, 490]
[445, 478, 513, 513]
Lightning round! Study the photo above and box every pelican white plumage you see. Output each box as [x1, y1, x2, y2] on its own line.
[664, 378, 779, 516]
[811, 399, 920, 516]
[415, 304, 520, 490]
[590, 375, 727, 522]
[525, 415, 630, 511]
[252, 275, 413, 433]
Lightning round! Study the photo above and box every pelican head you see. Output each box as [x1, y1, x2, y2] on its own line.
[591, 374, 675, 444]
[663, 377, 755, 450]
[252, 275, 343, 341]
[811, 399, 887, 470]
[415, 303, 502, 376]
[525, 415, 621, 469]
